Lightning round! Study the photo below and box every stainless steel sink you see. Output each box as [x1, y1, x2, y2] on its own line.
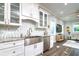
[24, 36, 42, 46]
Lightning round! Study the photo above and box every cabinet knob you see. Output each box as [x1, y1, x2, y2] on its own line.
[34, 44, 37, 48]
[13, 51, 15, 53]
[13, 43, 15, 45]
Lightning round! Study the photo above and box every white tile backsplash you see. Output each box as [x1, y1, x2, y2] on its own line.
[31, 31, 44, 36]
[0, 20, 44, 39]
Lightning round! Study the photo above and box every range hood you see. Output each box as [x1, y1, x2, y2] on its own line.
[21, 15, 39, 23]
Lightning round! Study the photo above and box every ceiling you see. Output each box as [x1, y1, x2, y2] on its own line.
[40, 3, 79, 22]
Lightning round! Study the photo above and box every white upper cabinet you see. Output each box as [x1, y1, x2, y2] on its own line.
[38, 8, 48, 28]
[21, 3, 32, 17]
[0, 3, 6, 24]
[32, 4, 39, 20]
[8, 3, 21, 26]
[9, 3, 21, 26]
[21, 3, 39, 22]
[0, 3, 21, 26]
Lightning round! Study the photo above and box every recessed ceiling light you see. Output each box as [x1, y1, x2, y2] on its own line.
[64, 3, 67, 5]
[77, 15, 79, 17]
[60, 11, 64, 14]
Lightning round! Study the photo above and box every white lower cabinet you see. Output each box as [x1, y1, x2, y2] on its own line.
[0, 45, 24, 56]
[17, 53, 24, 56]
[0, 40, 24, 56]
[13, 45, 24, 56]
[34, 42, 43, 55]
[0, 40, 43, 56]
[25, 42, 43, 56]
[0, 47, 15, 56]
[25, 44, 34, 56]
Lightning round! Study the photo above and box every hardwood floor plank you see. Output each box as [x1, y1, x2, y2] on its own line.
[43, 40, 73, 56]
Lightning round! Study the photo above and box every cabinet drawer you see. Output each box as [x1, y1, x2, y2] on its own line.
[25, 44, 34, 56]
[17, 52, 24, 56]
[0, 42, 14, 50]
[0, 40, 24, 50]
[13, 45, 24, 56]
[0, 44, 24, 56]
[12, 40, 24, 46]
[0, 47, 15, 56]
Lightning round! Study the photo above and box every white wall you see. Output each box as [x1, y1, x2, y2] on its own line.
[49, 16, 56, 36]
[64, 22, 73, 35]
[49, 16, 64, 36]
[49, 16, 56, 48]
[49, 16, 64, 48]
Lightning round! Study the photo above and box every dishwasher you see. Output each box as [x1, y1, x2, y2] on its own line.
[43, 36, 50, 52]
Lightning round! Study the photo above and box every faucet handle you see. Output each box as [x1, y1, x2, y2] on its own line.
[20, 33, 23, 38]
[29, 28, 32, 32]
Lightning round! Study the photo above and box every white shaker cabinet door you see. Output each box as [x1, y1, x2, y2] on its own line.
[13, 45, 24, 56]
[21, 3, 32, 17]
[34, 42, 43, 55]
[25, 42, 43, 56]
[32, 4, 39, 19]
[25, 44, 34, 56]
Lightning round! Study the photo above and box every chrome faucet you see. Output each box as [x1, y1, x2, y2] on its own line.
[27, 28, 32, 36]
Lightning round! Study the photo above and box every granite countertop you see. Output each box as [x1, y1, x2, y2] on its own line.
[42, 35, 50, 37]
[0, 35, 50, 43]
[24, 36, 50, 39]
[0, 37, 25, 43]
[25, 36, 42, 38]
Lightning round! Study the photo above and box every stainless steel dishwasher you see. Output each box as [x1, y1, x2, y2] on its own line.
[43, 36, 50, 52]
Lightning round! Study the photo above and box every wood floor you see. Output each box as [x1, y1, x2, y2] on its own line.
[43, 40, 73, 56]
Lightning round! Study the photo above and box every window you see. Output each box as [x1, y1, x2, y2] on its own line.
[73, 23, 79, 32]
